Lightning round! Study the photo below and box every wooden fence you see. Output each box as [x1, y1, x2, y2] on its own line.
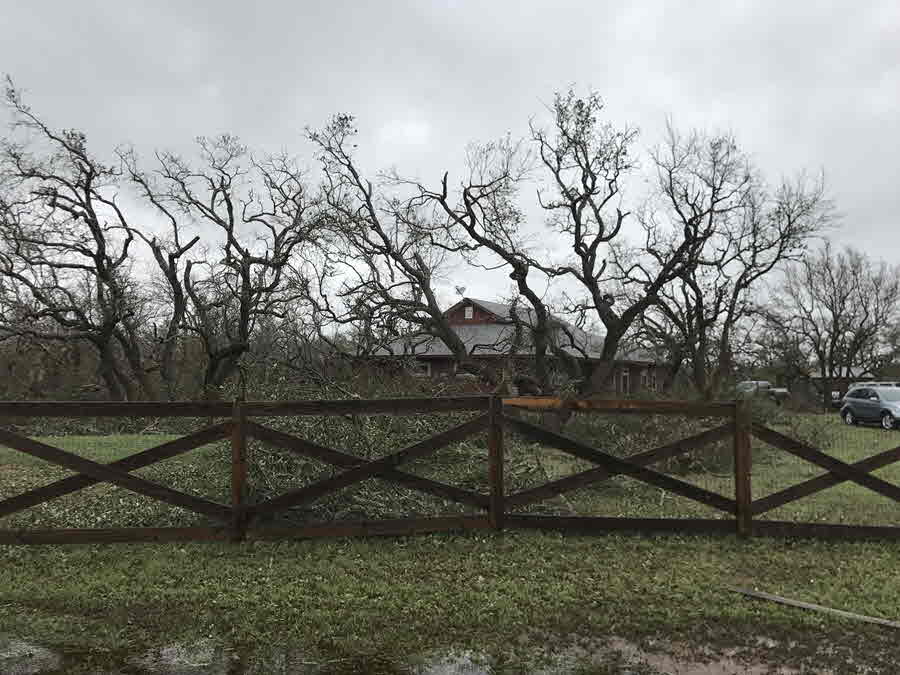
[0, 396, 897, 544]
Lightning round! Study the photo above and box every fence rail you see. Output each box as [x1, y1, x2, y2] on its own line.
[1, 396, 898, 544]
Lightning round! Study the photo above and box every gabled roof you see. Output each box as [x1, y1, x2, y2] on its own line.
[444, 298, 516, 320]
[377, 297, 658, 364]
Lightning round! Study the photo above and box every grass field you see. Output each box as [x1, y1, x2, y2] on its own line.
[4, 413, 898, 528]
[1, 414, 899, 672]
[504, 411, 900, 527]
[1, 531, 899, 672]
[0, 432, 228, 530]
[0, 433, 180, 467]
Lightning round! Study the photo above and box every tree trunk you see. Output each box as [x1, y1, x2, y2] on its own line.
[96, 345, 126, 401]
[202, 344, 249, 399]
[158, 310, 187, 401]
[592, 326, 626, 395]
[117, 327, 160, 401]
[159, 339, 179, 401]
[662, 351, 684, 394]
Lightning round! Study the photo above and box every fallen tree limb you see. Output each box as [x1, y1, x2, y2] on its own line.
[728, 587, 900, 630]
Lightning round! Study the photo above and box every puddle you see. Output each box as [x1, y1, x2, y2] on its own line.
[604, 636, 810, 674]
[0, 635, 884, 674]
[130, 638, 238, 674]
[0, 639, 62, 675]
[413, 650, 488, 674]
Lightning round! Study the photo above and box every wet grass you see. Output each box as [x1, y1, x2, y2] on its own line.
[1, 415, 899, 671]
[506, 411, 900, 527]
[1, 532, 899, 672]
[4, 412, 898, 528]
[0, 433, 180, 467]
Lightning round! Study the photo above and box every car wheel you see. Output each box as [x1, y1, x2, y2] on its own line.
[882, 413, 896, 430]
[843, 410, 856, 426]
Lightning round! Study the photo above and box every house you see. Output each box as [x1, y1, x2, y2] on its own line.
[377, 297, 661, 395]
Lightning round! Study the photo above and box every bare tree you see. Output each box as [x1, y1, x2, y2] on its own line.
[748, 324, 814, 392]
[769, 243, 900, 409]
[384, 90, 756, 395]
[120, 147, 200, 399]
[636, 128, 831, 398]
[396, 134, 591, 393]
[308, 115, 508, 384]
[134, 135, 319, 397]
[525, 90, 654, 392]
[0, 79, 157, 399]
[414, 90, 729, 392]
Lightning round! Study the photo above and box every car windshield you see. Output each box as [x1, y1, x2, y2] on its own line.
[877, 389, 900, 402]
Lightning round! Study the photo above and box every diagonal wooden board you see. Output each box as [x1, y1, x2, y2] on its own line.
[752, 424, 900, 504]
[0, 428, 232, 522]
[506, 423, 734, 508]
[752, 443, 900, 515]
[250, 414, 491, 518]
[503, 415, 736, 513]
[0, 423, 232, 518]
[246, 421, 489, 509]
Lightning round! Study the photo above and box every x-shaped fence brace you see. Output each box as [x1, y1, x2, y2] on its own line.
[244, 421, 490, 512]
[244, 414, 491, 520]
[750, 424, 900, 514]
[0, 424, 233, 521]
[501, 416, 737, 513]
[3, 408, 897, 539]
[0, 415, 493, 526]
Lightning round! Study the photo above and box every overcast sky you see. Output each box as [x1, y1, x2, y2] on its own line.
[2, 0, 898, 302]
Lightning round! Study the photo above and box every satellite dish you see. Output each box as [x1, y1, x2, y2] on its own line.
[455, 285, 466, 296]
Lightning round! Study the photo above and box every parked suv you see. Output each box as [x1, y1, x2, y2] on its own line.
[847, 381, 900, 390]
[840, 386, 900, 429]
[833, 382, 900, 410]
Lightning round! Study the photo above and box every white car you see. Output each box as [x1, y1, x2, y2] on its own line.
[736, 380, 790, 404]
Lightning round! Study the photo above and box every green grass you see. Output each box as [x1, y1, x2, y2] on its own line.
[1, 415, 899, 671]
[502, 412, 900, 527]
[1, 532, 898, 672]
[754, 415, 900, 526]
[1, 414, 897, 529]
[0, 433, 180, 467]
[0, 433, 227, 530]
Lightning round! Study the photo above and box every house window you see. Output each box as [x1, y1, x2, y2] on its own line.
[411, 360, 431, 377]
[621, 370, 629, 394]
[650, 372, 658, 391]
[641, 372, 648, 389]
[464, 306, 474, 320]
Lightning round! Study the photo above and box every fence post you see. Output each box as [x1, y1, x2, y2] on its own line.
[733, 399, 752, 537]
[231, 399, 248, 542]
[488, 395, 505, 531]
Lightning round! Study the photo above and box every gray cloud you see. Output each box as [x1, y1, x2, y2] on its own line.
[2, 0, 898, 300]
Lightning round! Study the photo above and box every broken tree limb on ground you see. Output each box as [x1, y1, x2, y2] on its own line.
[728, 587, 900, 630]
